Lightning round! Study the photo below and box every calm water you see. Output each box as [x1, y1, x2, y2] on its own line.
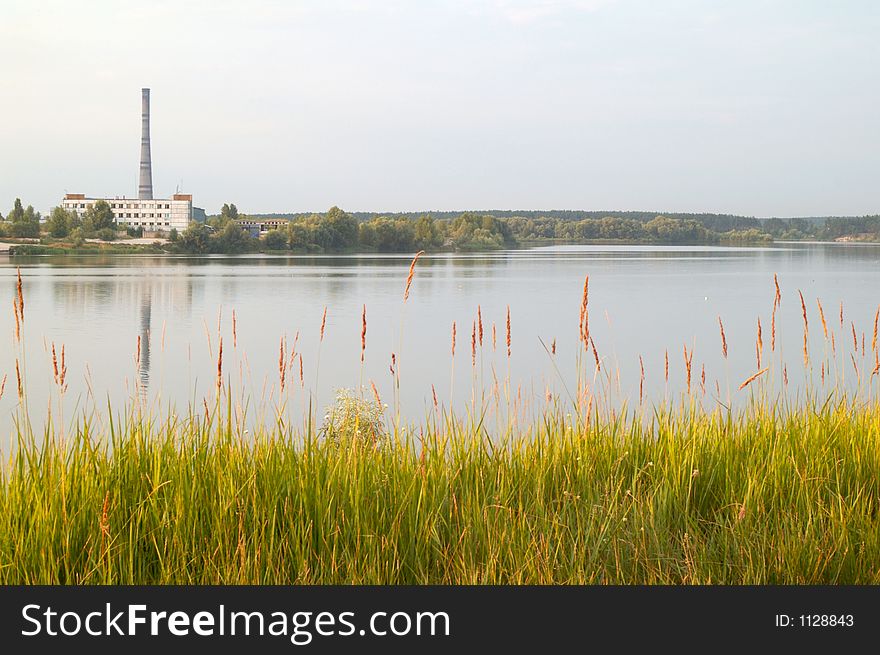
[1, 243, 879, 437]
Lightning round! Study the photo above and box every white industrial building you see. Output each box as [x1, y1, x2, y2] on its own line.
[61, 193, 194, 232]
[59, 88, 203, 235]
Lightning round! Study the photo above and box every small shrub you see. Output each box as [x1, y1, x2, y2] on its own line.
[319, 388, 387, 446]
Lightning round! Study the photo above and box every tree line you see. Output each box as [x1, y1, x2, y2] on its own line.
[3, 197, 879, 253]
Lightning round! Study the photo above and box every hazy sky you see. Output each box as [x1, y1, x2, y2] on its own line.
[1, 0, 877, 216]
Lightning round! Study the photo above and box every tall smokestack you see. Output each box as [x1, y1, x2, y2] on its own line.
[138, 88, 153, 199]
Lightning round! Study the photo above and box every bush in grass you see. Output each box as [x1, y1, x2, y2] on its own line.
[319, 388, 387, 446]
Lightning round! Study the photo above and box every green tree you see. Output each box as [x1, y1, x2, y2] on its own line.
[9, 199, 40, 238]
[214, 221, 249, 253]
[263, 229, 287, 250]
[47, 206, 76, 238]
[178, 221, 210, 253]
[83, 200, 115, 234]
[168, 227, 179, 242]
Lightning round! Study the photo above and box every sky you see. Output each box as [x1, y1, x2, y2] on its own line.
[0, 0, 878, 217]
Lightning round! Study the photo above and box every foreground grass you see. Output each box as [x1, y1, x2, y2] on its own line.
[2, 395, 880, 585]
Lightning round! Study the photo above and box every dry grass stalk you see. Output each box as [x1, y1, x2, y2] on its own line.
[451, 321, 456, 357]
[820, 362, 825, 385]
[700, 364, 706, 395]
[738, 367, 769, 390]
[403, 251, 425, 302]
[16, 268, 24, 323]
[216, 338, 223, 392]
[683, 345, 693, 394]
[51, 343, 60, 384]
[873, 306, 879, 353]
[551, 338, 556, 355]
[771, 306, 776, 352]
[756, 318, 763, 369]
[783, 365, 789, 386]
[360, 305, 367, 362]
[15, 359, 22, 400]
[590, 337, 600, 371]
[0, 374, 5, 400]
[320, 307, 327, 343]
[431, 384, 439, 411]
[298, 354, 304, 386]
[136, 335, 141, 370]
[579, 275, 589, 344]
[477, 306, 483, 346]
[773, 273, 781, 308]
[718, 317, 728, 359]
[279, 337, 286, 392]
[639, 355, 645, 403]
[370, 380, 382, 407]
[851, 322, 858, 352]
[664, 349, 669, 383]
[817, 300, 828, 339]
[492, 323, 497, 351]
[232, 309, 237, 348]
[506, 306, 511, 358]
[799, 290, 809, 367]
[471, 321, 476, 367]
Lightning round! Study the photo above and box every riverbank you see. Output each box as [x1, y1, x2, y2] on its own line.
[2, 395, 879, 584]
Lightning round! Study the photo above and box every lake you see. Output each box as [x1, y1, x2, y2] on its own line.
[2, 242, 879, 440]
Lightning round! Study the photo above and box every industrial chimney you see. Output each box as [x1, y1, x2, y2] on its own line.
[138, 88, 153, 199]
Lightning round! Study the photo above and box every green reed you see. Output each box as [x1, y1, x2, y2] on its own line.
[2, 390, 880, 584]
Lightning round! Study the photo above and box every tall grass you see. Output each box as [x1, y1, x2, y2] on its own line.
[2, 263, 880, 584]
[2, 395, 880, 584]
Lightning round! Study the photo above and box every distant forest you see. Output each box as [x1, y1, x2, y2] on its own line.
[175, 206, 880, 254]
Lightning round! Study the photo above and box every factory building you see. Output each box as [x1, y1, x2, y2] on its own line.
[61, 193, 194, 232]
[61, 88, 203, 234]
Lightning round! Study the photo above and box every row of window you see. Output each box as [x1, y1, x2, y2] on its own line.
[110, 202, 171, 210]
[116, 212, 170, 219]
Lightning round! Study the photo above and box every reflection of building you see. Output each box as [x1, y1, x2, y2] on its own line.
[236, 217, 289, 237]
[60, 88, 204, 234]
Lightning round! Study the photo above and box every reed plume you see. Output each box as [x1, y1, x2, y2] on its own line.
[471, 321, 476, 367]
[579, 275, 589, 344]
[403, 251, 425, 302]
[773, 273, 781, 308]
[431, 384, 439, 411]
[590, 337, 600, 371]
[0, 374, 5, 400]
[873, 306, 879, 353]
[216, 337, 223, 392]
[700, 364, 706, 395]
[320, 307, 327, 342]
[506, 306, 511, 358]
[370, 380, 382, 408]
[756, 318, 762, 368]
[232, 309, 237, 348]
[798, 290, 809, 367]
[279, 337, 286, 392]
[51, 343, 59, 384]
[477, 306, 483, 347]
[683, 345, 693, 394]
[15, 359, 22, 400]
[298, 354, 304, 386]
[638, 355, 645, 403]
[360, 305, 367, 362]
[817, 300, 828, 339]
[451, 321, 456, 357]
[851, 322, 858, 352]
[664, 349, 669, 383]
[718, 317, 728, 359]
[136, 335, 141, 370]
[839, 301, 844, 327]
[16, 268, 24, 323]
[771, 306, 776, 352]
[551, 338, 556, 355]
[492, 323, 497, 351]
[738, 367, 769, 390]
